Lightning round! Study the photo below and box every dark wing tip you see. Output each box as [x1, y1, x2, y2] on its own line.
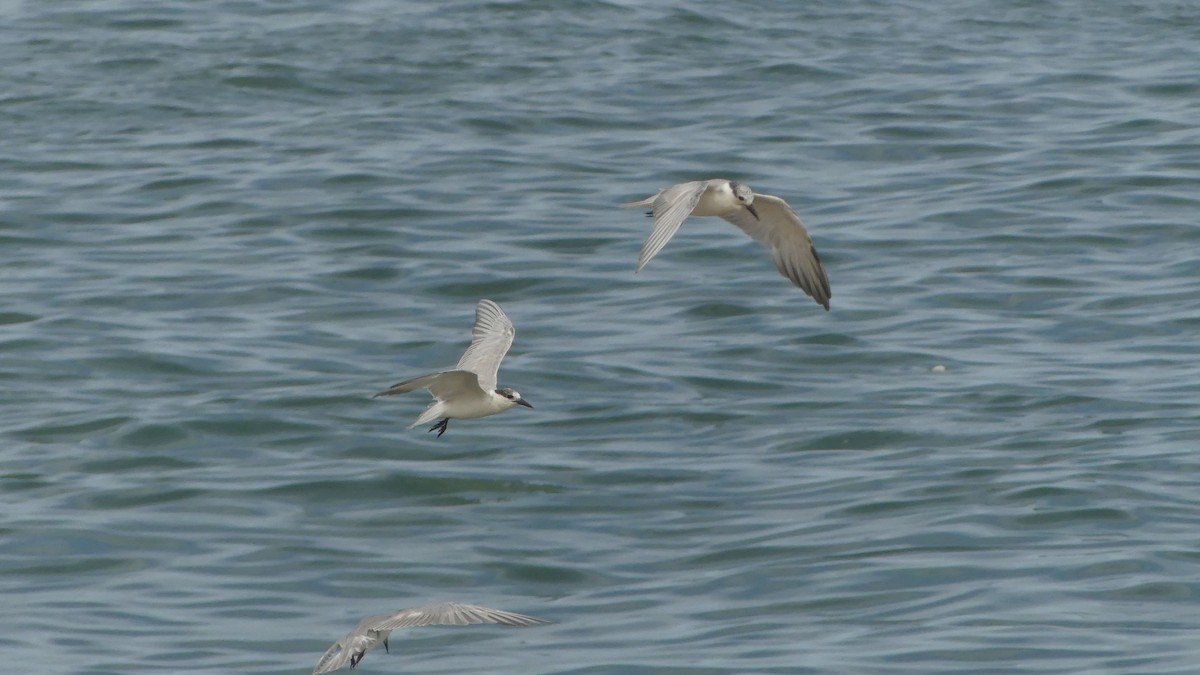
[806, 284, 831, 311]
[810, 245, 832, 310]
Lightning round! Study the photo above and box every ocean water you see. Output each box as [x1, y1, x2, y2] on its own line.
[3, 1, 1200, 673]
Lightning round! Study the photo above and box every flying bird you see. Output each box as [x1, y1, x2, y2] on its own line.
[374, 299, 532, 437]
[312, 601, 550, 674]
[621, 179, 832, 310]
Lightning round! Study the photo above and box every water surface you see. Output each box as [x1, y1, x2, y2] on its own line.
[3, 1, 1200, 673]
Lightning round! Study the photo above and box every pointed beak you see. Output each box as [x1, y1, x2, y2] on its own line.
[515, 398, 533, 409]
[745, 203, 760, 221]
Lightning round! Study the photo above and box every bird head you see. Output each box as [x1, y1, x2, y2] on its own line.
[496, 387, 533, 408]
[728, 181, 759, 220]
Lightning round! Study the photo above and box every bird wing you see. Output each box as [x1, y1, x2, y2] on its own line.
[454, 299, 515, 392]
[624, 180, 708, 272]
[312, 615, 390, 675]
[374, 370, 481, 401]
[719, 193, 832, 310]
[369, 602, 551, 631]
[311, 638, 351, 675]
[373, 372, 445, 398]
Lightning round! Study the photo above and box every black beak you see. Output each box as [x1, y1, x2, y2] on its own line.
[745, 203, 760, 221]
[516, 398, 533, 409]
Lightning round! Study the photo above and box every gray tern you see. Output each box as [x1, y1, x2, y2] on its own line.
[622, 179, 832, 310]
[312, 601, 550, 674]
[374, 299, 532, 437]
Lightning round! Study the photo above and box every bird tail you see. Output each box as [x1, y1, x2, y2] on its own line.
[409, 402, 446, 428]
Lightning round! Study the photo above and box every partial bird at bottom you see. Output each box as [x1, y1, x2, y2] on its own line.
[312, 601, 550, 674]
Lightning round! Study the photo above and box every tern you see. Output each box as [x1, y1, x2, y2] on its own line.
[312, 601, 550, 674]
[621, 179, 832, 310]
[374, 299, 532, 437]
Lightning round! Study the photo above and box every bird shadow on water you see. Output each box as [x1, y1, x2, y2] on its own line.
[346, 441, 510, 463]
[267, 466, 562, 507]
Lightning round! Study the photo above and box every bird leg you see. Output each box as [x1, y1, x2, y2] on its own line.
[428, 418, 450, 437]
[384, 638, 389, 653]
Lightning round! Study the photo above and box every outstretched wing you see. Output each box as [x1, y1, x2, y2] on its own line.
[720, 193, 832, 310]
[373, 370, 481, 400]
[621, 180, 708, 272]
[454, 300, 515, 392]
[369, 602, 551, 631]
[373, 372, 445, 398]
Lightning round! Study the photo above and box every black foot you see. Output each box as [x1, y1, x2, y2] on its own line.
[644, 211, 653, 217]
[384, 638, 389, 654]
[428, 418, 449, 437]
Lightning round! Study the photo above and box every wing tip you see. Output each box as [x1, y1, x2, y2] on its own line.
[806, 285, 832, 311]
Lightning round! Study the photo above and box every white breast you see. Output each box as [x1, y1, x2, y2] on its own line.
[690, 182, 741, 217]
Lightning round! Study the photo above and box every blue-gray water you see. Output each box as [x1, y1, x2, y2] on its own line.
[3, 1, 1200, 673]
